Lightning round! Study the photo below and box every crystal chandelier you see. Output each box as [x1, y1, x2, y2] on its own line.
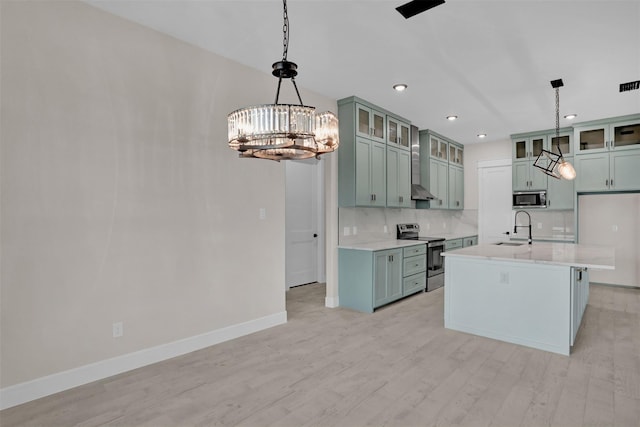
[227, 0, 339, 161]
[533, 79, 576, 180]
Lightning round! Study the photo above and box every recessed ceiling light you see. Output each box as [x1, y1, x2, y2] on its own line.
[446, 115, 458, 121]
[564, 114, 577, 120]
[393, 84, 408, 92]
[477, 133, 487, 138]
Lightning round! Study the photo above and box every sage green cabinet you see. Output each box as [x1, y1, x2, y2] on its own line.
[546, 157, 575, 209]
[574, 114, 640, 193]
[374, 249, 403, 308]
[512, 133, 550, 191]
[448, 165, 464, 209]
[462, 235, 478, 247]
[575, 150, 640, 192]
[402, 244, 427, 296]
[449, 143, 464, 166]
[355, 103, 386, 144]
[513, 135, 546, 162]
[574, 116, 640, 155]
[513, 161, 547, 191]
[338, 244, 425, 313]
[430, 134, 449, 161]
[338, 96, 412, 208]
[429, 159, 448, 208]
[445, 238, 463, 251]
[354, 137, 386, 206]
[417, 130, 464, 210]
[387, 116, 411, 149]
[387, 146, 411, 208]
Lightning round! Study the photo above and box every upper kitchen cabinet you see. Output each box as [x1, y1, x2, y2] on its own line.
[512, 134, 547, 162]
[449, 143, 464, 166]
[355, 103, 386, 144]
[338, 96, 411, 207]
[386, 145, 411, 208]
[417, 129, 464, 210]
[387, 115, 410, 149]
[550, 130, 573, 157]
[574, 115, 640, 155]
[511, 132, 550, 191]
[574, 114, 640, 193]
[430, 134, 449, 162]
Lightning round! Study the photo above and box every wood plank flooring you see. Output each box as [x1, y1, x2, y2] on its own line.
[1, 283, 639, 426]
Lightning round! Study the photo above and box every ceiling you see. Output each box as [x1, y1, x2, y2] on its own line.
[87, 0, 640, 145]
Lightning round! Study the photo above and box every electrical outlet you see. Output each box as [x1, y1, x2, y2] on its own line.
[259, 208, 266, 220]
[112, 322, 123, 338]
[383, 225, 388, 233]
[537, 222, 542, 229]
[499, 272, 509, 284]
[612, 225, 618, 232]
[352, 226, 357, 235]
[343, 227, 351, 236]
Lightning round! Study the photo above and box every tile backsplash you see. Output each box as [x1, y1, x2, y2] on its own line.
[339, 208, 479, 245]
[339, 207, 575, 245]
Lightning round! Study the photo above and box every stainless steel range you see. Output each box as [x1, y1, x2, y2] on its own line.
[397, 223, 445, 292]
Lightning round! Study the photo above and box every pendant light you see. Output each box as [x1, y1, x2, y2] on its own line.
[533, 79, 576, 180]
[227, 0, 339, 161]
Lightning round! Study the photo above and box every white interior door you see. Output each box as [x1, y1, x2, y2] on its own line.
[285, 160, 321, 289]
[478, 160, 513, 244]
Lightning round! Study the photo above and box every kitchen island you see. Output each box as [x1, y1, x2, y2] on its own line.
[442, 242, 615, 355]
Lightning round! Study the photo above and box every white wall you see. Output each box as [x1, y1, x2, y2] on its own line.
[0, 0, 336, 393]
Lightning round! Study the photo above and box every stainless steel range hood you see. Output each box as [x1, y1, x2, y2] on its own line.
[410, 125, 435, 200]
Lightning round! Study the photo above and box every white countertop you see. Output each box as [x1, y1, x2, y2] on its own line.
[442, 242, 615, 270]
[338, 240, 427, 251]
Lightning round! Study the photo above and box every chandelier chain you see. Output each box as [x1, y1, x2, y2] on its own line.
[555, 87, 560, 138]
[282, 0, 289, 60]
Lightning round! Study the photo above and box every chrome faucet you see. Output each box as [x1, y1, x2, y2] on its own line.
[514, 210, 532, 245]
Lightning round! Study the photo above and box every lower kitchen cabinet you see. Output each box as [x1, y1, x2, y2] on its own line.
[445, 238, 463, 251]
[338, 244, 426, 313]
[462, 235, 478, 247]
[373, 249, 403, 307]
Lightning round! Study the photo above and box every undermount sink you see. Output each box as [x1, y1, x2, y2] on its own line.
[493, 242, 524, 246]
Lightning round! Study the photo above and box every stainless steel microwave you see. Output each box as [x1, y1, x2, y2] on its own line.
[513, 191, 547, 208]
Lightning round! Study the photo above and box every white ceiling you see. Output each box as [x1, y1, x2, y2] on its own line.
[87, 0, 640, 145]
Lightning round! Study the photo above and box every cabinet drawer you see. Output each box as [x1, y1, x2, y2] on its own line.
[445, 238, 463, 250]
[403, 244, 426, 257]
[403, 272, 426, 296]
[463, 236, 478, 247]
[403, 254, 426, 277]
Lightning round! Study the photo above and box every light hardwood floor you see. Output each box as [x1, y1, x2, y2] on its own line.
[2, 283, 639, 426]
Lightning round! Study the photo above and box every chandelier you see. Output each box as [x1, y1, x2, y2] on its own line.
[227, 0, 339, 161]
[533, 79, 576, 180]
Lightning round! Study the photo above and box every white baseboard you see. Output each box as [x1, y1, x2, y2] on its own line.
[325, 295, 339, 308]
[0, 311, 287, 410]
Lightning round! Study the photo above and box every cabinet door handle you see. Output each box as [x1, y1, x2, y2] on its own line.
[606, 179, 609, 187]
[611, 179, 614, 187]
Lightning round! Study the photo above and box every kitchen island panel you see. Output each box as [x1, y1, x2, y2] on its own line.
[445, 257, 572, 355]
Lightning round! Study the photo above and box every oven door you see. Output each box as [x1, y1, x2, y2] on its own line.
[427, 241, 444, 277]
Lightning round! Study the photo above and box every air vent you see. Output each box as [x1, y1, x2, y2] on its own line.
[620, 80, 640, 92]
[396, 0, 445, 19]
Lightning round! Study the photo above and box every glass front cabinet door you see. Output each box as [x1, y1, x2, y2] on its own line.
[387, 117, 410, 149]
[356, 103, 386, 143]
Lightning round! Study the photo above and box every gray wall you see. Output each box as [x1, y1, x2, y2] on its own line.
[0, 0, 336, 388]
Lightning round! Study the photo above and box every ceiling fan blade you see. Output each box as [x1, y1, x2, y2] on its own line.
[396, 0, 445, 19]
